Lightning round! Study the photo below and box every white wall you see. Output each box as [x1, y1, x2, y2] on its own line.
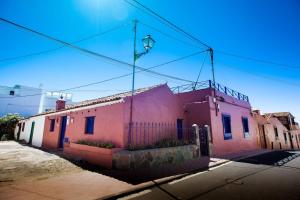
[14, 115, 46, 147]
[0, 85, 73, 117]
[0, 85, 42, 117]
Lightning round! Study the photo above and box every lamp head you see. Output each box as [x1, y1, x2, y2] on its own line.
[142, 34, 155, 52]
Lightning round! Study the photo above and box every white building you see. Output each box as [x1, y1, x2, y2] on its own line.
[0, 84, 73, 117]
[14, 114, 47, 147]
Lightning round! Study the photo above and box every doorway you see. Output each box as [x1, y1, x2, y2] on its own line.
[177, 119, 183, 140]
[199, 127, 209, 156]
[58, 116, 67, 149]
[17, 123, 21, 141]
[288, 132, 294, 150]
[29, 122, 35, 144]
[260, 125, 267, 149]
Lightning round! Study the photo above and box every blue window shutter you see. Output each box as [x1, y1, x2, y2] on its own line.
[85, 116, 95, 134]
[222, 114, 232, 140]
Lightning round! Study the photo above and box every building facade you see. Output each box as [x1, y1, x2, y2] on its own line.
[14, 114, 47, 147]
[0, 84, 73, 117]
[41, 81, 259, 157]
[253, 110, 299, 150]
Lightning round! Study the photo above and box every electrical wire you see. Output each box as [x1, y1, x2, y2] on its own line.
[217, 61, 300, 87]
[124, 0, 211, 49]
[0, 50, 206, 99]
[125, 0, 300, 72]
[215, 50, 300, 70]
[138, 21, 200, 49]
[0, 22, 130, 63]
[0, 17, 202, 85]
[194, 52, 208, 87]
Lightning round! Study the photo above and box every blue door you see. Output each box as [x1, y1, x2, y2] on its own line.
[177, 119, 183, 140]
[59, 116, 67, 148]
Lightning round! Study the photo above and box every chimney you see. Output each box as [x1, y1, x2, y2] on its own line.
[56, 96, 66, 111]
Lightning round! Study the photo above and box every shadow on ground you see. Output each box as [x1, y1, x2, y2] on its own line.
[33, 144, 300, 185]
[237, 150, 299, 166]
[65, 156, 211, 184]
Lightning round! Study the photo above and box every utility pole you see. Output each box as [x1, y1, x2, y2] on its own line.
[128, 19, 138, 146]
[209, 48, 218, 116]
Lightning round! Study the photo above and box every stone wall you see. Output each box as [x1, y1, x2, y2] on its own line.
[112, 145, 199, 170]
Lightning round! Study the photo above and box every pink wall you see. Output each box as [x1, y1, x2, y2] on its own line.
[124, 84, 183, 123]
[176, 88, 259, 156]
[290, 130, 300, 149]
[42, 102, 125, 149]
[264, 118, 290, 150]
[64, 143, 122, 168]
[123, 84, 183, 146]
[42, 84, 260, 157]
[210, 97, 258, 156]
[253, 112, 294, 150]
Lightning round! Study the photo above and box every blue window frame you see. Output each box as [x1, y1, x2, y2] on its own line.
[222, 114, 232, 140]
[242, 117, 250, 138]
[85, 116, 95, 134]
[50, 119, 55, 132]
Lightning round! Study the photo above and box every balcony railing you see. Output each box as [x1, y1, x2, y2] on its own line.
[171, 80, 249, 102]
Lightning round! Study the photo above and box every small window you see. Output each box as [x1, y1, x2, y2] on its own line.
[22, 122, 25, 132]
[242, 117, 250, 138]
[85, 116, 95, 134]
[50, 119, 55, 132]
[274, 127, 279, 140]
[9, 90, 15, 96]
[222, 114, 232, 140]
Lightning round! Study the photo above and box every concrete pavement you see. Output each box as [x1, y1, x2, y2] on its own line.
[119, 151, 300, 200]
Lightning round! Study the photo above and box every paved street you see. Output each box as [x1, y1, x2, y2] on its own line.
[118, 151, 300, 200]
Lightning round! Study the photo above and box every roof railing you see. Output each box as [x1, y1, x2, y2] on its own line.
[171, 80, 249, 102]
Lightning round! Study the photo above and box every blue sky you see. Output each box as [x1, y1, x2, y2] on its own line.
[0, 0, 300, 120]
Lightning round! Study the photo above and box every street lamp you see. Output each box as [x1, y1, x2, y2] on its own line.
[128, 20, 155, 146]
[135, 34, 155, 61]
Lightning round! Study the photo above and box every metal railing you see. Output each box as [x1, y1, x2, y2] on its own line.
[171, 80, 249, 102]
[126, 122, 195, 147]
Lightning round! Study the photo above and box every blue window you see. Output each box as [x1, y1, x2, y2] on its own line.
[50, 119, 55, 132]
[242, 117, 250, 138]
[85, 116, 95, 134]
[222, 114, 232, 140]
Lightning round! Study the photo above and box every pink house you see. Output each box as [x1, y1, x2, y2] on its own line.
[41, 81, 259, 167]
[176, 82, 258, 156]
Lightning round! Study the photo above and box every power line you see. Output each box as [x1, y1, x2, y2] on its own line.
[138, 21, 200, 49]
[0, 17, 199, 84]
[215, 50, 300, 70]
[218, 61, 300, 87]
[124, 0, 211, 49]
[125, 0, 300, 73]
[0, 22, 130, 63]
[55, 50, 206, 92]
[194, 51, 208, 87]
[0, 50, 206, 99]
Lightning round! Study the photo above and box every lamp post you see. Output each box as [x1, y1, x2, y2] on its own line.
[128, 20, 155, 146]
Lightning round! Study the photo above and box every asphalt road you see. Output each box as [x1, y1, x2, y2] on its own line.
[120, 151, 300, 200]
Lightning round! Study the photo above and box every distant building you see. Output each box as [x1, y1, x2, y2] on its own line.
[253, 110, 300, 150]
[0, 84, 73, 117]
[265, 112, 300, 150]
